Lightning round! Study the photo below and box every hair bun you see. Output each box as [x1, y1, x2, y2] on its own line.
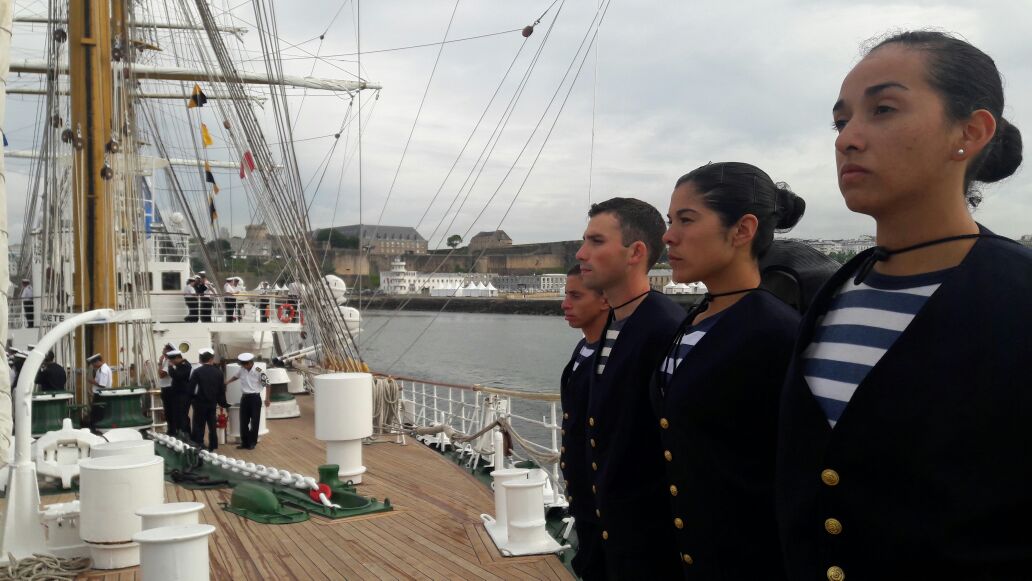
[977, 117, 1023, 183]
[775, 182, 806, 230]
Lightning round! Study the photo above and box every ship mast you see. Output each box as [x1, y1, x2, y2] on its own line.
[68, 0, 119, 374]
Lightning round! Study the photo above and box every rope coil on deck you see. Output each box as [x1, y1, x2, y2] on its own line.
[408, 417, 559, 466]
[0, 553, 92, 580]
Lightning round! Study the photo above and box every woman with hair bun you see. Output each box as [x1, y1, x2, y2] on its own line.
[777, 31, 1032, 580]
[650, 161, 804, 578]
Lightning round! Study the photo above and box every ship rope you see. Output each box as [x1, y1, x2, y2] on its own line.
[0, 552, 91, 580]
[407, 417, 559, 466]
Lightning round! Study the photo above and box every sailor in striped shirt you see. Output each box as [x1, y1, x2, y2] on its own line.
[803, 268, 949, 427]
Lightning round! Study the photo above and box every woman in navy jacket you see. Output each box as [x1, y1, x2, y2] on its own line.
[651, 162, 805, 579]
[777, 31, 1032, 580]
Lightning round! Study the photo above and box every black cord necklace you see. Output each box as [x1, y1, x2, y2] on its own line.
[610, 288, 652, 311]
[853, 233, 1013, 285]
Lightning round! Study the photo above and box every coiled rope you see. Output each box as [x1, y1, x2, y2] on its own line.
[372, 376, 402, 434]
[0, 553, 91, 580]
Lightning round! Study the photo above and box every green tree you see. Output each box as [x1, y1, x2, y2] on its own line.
[446, 234, 463, 249]
[828, 250, 858, 264]
[314, 230, 359, 249]
[205, 239, 233, 261]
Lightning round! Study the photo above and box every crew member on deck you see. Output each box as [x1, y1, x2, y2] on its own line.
[87, 353, 112, 430]
[195, 273, 214, 323]
[573, 197, 685, 578]
[777, 31, 1032, 580]
[651, 162, 804, 578]
[157, 343, 175, 430]
[558, 264, 609, 581]
[256, 281, 272, 322]
[224, 277, 240, 322]
[183, 276, 198, 322]
[188, 350, 229, 451]
[226, 353, 268, 450]
[20, 279, 33, 328]
[167, 350, 193, 438]
[35, 351, 67, 393]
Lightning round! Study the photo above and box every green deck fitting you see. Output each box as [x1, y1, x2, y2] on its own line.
[222, 482, 309, 525]
[275, 487, 392, 520]
[31, 392, 75, 436]
[317, 464, 356, 495]
[270, 381, 295, 402]
[93, 387, 151, 430]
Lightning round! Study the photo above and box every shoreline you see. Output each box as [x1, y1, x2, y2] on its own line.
[350, 294, 706, 316]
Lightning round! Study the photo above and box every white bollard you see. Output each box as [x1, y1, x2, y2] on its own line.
[492, 429, 505, 470]
[482, 468, 529, 543]
[503, 475, 549, 548]
[79, 455, 165, 569]
[313, 373, 373, 483]
[134, 524, 215, 581]
[91, 439, 155, 459]
[136, 502, 205, 530]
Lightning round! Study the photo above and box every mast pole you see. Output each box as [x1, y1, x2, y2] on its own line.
[0, 0, 14, 464]
[69, 0, 117, 384]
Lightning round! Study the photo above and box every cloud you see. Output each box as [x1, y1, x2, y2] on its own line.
[4, 0, 1031, 247]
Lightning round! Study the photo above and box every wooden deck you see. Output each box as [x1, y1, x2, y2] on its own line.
[17, 395, 573, 580]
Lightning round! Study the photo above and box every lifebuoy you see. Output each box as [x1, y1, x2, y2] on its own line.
[277, 303, 295, 323]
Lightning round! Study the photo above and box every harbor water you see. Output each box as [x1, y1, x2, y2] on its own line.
[359, 310, 581, 393]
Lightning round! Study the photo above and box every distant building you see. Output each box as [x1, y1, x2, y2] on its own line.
[331, 225, 428, 255]
[237, 223, 276, 258]
[648, 268, 673, 291]
[540, 273, 565, 292]
[493, 274, 542, 292]
[468, 230, 513, 252]
[379, 257, 491, 295]
[1020, 234, 1032, 249]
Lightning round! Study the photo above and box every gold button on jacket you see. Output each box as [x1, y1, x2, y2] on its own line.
[563, 412, 569, 419]
[590, 438, 596, 448]
[664, 450, 673, 462]
[826, 566, 845, 581]
[673, 517, 684, 529]
[591, 462, 598, 471]
[824, 518, 842, 535]
[682, 553, 693, 565]
[588, 417, 595, 426]
[601, 530, 609, 540]
[821, 469, 840, 486]
[659, 417, 670, 429]
[669, 484, 678, 496]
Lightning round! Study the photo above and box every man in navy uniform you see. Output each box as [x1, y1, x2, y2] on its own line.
[167, 350, 193, 438]
[574, 197, 686, 578]
[188, 350, 230, 451]
[559, 264, 610, 580]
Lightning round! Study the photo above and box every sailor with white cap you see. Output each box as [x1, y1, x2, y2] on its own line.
[166, 349, 193, 438]
[87, 353, 112, 430]
[224, 277, 241, 322]
[225, 352, 268, 449]
[20, 278, 33, 328]
[184, 276, 199, 322]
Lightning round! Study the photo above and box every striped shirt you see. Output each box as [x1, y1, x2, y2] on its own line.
[572, 340, 598, 372]
[804, 268, 952, 427]
[659, 313, 723, 378]
[595, 318, 626, 375]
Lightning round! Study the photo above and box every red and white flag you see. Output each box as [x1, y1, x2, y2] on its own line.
[239, 150, 256, 179]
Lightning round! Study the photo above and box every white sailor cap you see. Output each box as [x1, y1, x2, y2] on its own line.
[236, 352, 255, 363]
[167, 350, 183, 358]
[20, 278, 29, 283]
[86, 353, 102, 363]
[13, 351, 27, 360]
[198, 347, 215, 356]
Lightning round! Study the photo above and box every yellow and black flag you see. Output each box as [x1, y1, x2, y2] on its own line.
[204, 161, 220, 194]
[188, 84, 208, 109]
[208, 193, 218, 224]
[201, 123, 213, 147]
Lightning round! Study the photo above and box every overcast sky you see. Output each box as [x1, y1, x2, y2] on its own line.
[5, 0, 1032, 248]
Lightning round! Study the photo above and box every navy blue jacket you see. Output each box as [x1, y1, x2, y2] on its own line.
[777, 232, 1032, 580]
[560, 338, 604, 579]
[584, 291, 685, 577]
[169, 360, 193, 396]
[651, 290, 798, 579]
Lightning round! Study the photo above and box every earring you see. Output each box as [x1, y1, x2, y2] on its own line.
[957, 148, 966, 156]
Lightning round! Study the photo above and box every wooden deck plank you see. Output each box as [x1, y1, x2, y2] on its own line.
[14, 393, 572, 581]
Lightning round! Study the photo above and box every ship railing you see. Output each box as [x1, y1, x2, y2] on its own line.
[141, 292, 306, 325]
[381, 373, 565, 505]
